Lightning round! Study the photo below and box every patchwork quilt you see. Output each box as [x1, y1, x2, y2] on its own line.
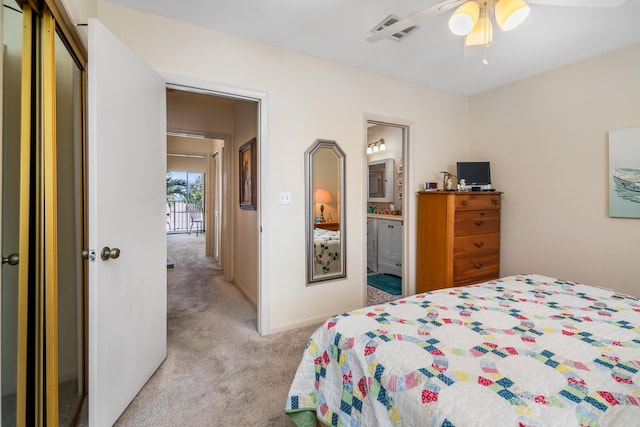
[285, 274, 640, 426]
[313, 229, 341, 275]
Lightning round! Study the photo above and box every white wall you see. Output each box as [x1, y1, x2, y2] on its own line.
[97, 2, 470, 333]
[470, 44, 640, 296]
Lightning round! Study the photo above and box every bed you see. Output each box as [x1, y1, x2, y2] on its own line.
[313, 229, 341, 275]
[285, 274, 640, 426]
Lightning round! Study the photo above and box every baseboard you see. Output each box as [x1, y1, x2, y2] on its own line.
[233, 281, 257, 307]
[268, 314, 328, 335]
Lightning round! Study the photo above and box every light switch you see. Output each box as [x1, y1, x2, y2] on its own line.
[279, 192, 292, 205]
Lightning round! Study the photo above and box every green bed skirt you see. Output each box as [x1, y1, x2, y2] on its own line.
[286, 409, 330, 427]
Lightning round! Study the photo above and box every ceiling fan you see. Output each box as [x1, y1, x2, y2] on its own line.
[367, 0, 628, 48]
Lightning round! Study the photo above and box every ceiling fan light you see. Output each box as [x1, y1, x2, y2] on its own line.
[448, 1, 480, 36]
[464, 16, 492, 46]
[495, 0, 530, 31]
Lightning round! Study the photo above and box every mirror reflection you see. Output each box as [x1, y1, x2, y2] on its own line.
[305, 139, 345, 284]
[368, 158, 394, 202]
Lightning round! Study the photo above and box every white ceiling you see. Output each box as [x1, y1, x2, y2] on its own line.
[101, 0, 640, 95]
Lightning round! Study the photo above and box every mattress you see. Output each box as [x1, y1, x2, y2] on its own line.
[285, 274, 640, 426]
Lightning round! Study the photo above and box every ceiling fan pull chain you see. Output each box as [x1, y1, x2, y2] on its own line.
[483, 6, 490, 65]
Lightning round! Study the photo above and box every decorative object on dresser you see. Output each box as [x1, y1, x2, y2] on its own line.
[416, 191, 502, 293]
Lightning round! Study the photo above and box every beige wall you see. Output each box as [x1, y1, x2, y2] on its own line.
[166, 136, 212, 173]
[233, 102, 259, 304]
[470, 44, 640, 296]
[167, 90, 235, 136]
[97, 1, 470, 333]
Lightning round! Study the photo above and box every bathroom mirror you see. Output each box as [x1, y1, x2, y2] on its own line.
[305, 139, 346, 284]
[368, 158, 394, 202]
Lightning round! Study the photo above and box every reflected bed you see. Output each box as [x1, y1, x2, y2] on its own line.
[313, 229, 341, 275]
[286, 274, 640, 426]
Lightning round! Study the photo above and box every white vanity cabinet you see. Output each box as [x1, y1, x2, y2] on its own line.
[367, 218, 378, 272]
[371, 218, 402, 277]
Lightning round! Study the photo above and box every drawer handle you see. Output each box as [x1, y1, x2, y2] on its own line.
[491, 199, 499, 205]
[474, 241, 484, 248]
[462, 200, 468, 206]
[474, 220, 484, 226]
[473, 263, 484, 269]
[395, 263, 402, 267]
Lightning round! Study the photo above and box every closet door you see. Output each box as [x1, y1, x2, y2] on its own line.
[41, 9, 87, 425]
[1, 2, 32, 424]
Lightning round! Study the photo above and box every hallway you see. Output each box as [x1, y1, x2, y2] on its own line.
[79, 233, 316, 426]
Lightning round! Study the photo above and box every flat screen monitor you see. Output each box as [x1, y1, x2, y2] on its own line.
[456, 161, 491, 189]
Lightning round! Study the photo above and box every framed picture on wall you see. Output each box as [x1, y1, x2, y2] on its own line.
[239, 138, 257, 210]
[609, 127, 640, 218]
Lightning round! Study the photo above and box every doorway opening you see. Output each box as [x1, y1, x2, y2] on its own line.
[365, 119, 410, 305]
[164, 85, 263, 331]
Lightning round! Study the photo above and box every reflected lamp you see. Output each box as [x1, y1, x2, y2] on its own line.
[314, 188, 332, 222]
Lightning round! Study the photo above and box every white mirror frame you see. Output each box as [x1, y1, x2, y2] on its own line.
[368, 158, 394, 203]
[305, 139, 346, 285]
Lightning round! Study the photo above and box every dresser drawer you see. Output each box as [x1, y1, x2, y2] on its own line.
[455, 210, 500, 236]
[455, 194, 501, 211]
[453, 252, 499, 283]
[454, 233, 500, 257]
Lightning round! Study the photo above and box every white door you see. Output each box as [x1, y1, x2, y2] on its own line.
[87, 19, 167, 426]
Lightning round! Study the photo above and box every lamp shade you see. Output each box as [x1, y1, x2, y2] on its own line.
[495, 0, 530, 31]
[464, 15, 492, 46]
[314, 188, 332, 204]
[448, 1, 480, 36]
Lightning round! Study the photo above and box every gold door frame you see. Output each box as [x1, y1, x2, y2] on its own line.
[16, 5, 33, 427]
[42, 9, 60, 424]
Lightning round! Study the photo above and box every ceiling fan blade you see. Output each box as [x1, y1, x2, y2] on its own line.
[527, 0, 627, 7]
[367, 0, 466, 42]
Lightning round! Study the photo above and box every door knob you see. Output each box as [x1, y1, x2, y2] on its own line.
[2, 253, 19, 266]
[100, 247, 121, 261]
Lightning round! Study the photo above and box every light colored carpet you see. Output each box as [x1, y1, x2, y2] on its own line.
[78, 233, 319, 426]
[367, 285, 400, 305]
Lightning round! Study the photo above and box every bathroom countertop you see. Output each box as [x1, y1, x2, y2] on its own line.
[367, 213, 403, 221]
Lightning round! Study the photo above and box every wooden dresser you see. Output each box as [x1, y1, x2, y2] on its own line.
[416, 191, 502, 293]
[315, 221, 340, 231]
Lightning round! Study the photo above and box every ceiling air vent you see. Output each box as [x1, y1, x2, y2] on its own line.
[370, 15, 419, 41]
